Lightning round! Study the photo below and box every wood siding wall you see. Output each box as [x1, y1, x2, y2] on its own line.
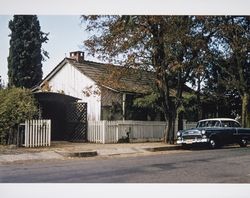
[47, 62, 101, 121]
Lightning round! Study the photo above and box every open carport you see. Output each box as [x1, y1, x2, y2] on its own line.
[34, 92, 87, 142]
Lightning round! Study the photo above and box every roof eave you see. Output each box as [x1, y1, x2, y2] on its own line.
[40, 58, 71, 86]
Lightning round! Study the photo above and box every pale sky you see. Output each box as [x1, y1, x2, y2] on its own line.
[0, 15, 99, 85]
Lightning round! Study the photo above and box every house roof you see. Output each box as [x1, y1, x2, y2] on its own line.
[40, 57, 154, 94]
[71, 59, 154, 94]
[40, 57, 193, 95]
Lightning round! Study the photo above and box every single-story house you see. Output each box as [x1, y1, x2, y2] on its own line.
[35, 51, 163, 121]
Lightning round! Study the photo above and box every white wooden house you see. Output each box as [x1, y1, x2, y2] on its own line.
[36, 51, 156, 121]
[34, 51, 197, 143]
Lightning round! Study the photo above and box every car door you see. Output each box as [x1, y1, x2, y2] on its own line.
[234, 122, 249, 138]
[220, 121, 237, 144]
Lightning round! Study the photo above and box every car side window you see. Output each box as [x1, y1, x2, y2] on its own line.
[232, 121, 241, 127]
[229, 121, 234, 127]
[221, 121, 241, 128]
[197, 120, 241, 128]
[207, 121, 213, 127]
[214, 121, 221, 127]
[221, 121, 229, 127]
[207, 121, 220, 127]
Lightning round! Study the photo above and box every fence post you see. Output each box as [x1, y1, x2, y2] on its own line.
[35, 119, 37, 147]
[102, 121, 106, 144]
[48, 119, 51, 146]
[116, 123, 119, 143]
[29, 120, 32, 147]
[25, 120, 28, 147]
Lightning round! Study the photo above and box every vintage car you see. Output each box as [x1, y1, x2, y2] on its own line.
[176, 118, 250, 149]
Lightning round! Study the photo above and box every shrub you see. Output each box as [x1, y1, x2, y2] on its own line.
[0, 87, 38, 144]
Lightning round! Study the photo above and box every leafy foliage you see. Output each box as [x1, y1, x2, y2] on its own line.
[8, 15, 49, 88]
[0, 88, 38, 144]
[203, 16, 250, 126]
[82, 15, 250, 140]
[82, 16, 211, 143]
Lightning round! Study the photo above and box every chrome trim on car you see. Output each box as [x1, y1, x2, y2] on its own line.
[177, 138, 209, 144]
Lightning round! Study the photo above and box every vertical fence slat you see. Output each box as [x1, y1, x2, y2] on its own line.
[45, 120, 47, 146]
[38, 120, 40, 147]
[32, 120, 34, 147]
[25, 120, 28, 147]
[43, 121, 46, 146]
[41, 120, 44, 146]
[48, 119, 51, 146]
[29, 120, 32, 147]
[35, 119, 38, 147]
[102, 121, 106, 144]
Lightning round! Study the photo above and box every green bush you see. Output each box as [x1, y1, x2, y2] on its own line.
[0, 87, 38, 144]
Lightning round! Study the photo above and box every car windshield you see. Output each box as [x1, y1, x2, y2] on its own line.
[196, 120, 241, 128]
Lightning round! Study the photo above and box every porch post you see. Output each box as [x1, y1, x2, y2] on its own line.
[122, 93, 126, 121]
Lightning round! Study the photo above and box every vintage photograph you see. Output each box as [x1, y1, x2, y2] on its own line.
[0, 1, 250, 197]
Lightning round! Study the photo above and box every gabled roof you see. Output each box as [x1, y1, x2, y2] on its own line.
[73, 60, 154, 94]
[41, 58, 154, 94]
[39, 57, 194, 95]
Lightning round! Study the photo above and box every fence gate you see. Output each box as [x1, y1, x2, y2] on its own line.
[66, 102, 87, 142]
[19, 120, 51, 147]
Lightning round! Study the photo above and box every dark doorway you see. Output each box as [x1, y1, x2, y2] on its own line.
[40, 100, 67, 140]
[34, 92, 87, 142]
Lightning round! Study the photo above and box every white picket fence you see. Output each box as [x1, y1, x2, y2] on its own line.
[24, 119, 51, 147]
[88, 120, 165, 143]
[88, 120, 197, 144]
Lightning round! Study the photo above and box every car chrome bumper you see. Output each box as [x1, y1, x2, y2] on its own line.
[177, 138, 209, 144]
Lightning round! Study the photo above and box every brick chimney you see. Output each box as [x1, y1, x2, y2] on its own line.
[69, 51, 84, 63]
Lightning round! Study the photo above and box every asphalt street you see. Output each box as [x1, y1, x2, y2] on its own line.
[1, 146, 250, 183]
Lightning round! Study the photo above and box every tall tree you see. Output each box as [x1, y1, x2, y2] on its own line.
[82, 16, 209, 143]
[0, 76, 3, 89]
[206, 16, 250, 127]
[8, 15, 48, 88]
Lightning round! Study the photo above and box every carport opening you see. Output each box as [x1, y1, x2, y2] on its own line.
[34, 92, 80, 141]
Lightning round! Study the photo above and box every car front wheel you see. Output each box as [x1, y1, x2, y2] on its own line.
[208, 138, 217, 149]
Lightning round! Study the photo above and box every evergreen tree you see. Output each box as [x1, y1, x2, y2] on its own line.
[0, 76, 3, 89]
[7, 15, 48, 88]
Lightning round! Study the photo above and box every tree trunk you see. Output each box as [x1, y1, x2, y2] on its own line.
[166, 111, 176, 144]
[178, 112, 183, 131]
[162, 111, 176, 144]
[216, 101, 219, 118]
[197, 76, 202, 120]
[241, 93, 250, 128]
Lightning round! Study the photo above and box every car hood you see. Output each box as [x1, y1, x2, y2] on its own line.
[180, 127, 222, 135]
[180, 128, 202, 135]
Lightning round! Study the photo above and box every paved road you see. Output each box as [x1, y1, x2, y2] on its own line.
[1, 147, 250, 183]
